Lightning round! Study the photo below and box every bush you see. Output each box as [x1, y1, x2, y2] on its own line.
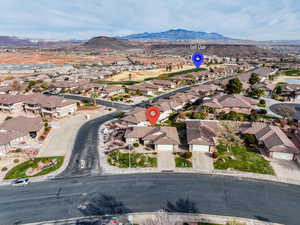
[242, 134, 257, 145]
[1, 167, 8, 172]
[5, 116, 13, 120]
[212, 152, 220, 159]
[181, 152, 192, 159]
[13, 159, 20, 164]
[258, 109, 267, 115]
[133, 142, 139, 148]
[31, 163, 38, 169]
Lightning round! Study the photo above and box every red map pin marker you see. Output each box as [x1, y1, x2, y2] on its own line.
[146, 106, 160, 125]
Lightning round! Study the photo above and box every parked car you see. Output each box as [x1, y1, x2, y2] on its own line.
[11, 178, 30, 186]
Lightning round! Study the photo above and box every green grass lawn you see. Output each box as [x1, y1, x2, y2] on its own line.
[175, 157, 192, 168]
[284, 69, 300, 76]
[5, 156, 64, 179]
[214, 144, 275, 175]
[108, 150, 157, 168]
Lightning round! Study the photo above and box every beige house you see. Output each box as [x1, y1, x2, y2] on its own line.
[0, 116, 43, 156]
[24, 93, 77, 118]
[202, 93, 258, 114]
[124, 126, 180, 151]
[186, 120, 219, 152]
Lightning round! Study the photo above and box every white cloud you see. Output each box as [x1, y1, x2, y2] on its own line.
[0, 0, 299, 40]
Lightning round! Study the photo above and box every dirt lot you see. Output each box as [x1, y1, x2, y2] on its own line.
[107, 64, 195, 82]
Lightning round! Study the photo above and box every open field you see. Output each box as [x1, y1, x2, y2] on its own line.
[106, 64, 196, 81]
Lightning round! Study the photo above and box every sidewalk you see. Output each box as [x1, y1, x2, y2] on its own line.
[24, 212, 282, 225]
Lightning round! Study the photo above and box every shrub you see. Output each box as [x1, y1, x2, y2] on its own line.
[31, 163, 39, 169]
[258, 109, 267, 115]
[133, 142, 139, 148]
[242, 134, 257, 145]
[1, 167, 8, 172]
[212, 152, 220, 159]
[42, 158, 50, 164]
[181, 152, 192, 159]
[5, 116, 13, 120]
[13, 159, 20, 164]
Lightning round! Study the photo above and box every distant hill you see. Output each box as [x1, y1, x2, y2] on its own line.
[84, 36, 137, 50]
[0, 36, 83, 47]
[119, 29, 233, 41]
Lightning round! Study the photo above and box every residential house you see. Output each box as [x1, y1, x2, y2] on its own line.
[121, 107, 148, 126]
[152, 80, 176, 89]
[0, 116, 43, 156]
[186, 120, 219, 152]
[124, 126, 180, 151]
[202, 93, 258, 114]
[127, 82, 162, 95]
[0, 94, 26, 113]
[23, 93, 77, 117]
[253, 82, 275, 98]
[242, 123, 299, 160]
[280, 84, 300, 101]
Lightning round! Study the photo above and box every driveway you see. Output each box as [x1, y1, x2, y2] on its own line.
[157, 151, 175, 170]
[192, 152, 213, 170]
[271, 159, 300, 181]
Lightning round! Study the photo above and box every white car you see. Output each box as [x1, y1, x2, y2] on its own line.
[11, 178, 30, 186]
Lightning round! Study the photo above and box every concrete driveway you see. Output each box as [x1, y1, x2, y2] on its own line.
[157, 151, 175, 170]
[271, 159, 300, 181]
[192, 152, 213, 170]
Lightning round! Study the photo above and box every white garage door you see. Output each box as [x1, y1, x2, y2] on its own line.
[273, 152, 294, 160]
[192, 145, 210, 152]
[157, 145, 173, 151]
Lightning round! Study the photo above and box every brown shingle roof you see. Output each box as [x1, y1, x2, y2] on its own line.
[125, 126, 180, 145]
[0, 116, 43, 145]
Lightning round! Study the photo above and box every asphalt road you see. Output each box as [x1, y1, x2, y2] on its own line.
[1, 174, 300, 225]
[57, 112, 120, 178]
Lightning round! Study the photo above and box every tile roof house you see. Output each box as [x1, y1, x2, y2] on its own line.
[124, 126, 180, 151]
[23, 93, 77, 117]
[0, 116, 43, 156]
[242, 123, 299, 160]
[186, 120, 220, 152]
[202, 93, 258, 114]
[0, 94, 26, 113]
[121, 107, 148, 126]
[127, 82, 162, 95]
[152, 79, 176, 89]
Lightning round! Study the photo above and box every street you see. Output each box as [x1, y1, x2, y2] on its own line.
[1, 173, 300, 225]
[57, 112, 120, 178]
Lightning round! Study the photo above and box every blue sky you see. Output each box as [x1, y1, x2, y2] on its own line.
[1, 0, 300, 40]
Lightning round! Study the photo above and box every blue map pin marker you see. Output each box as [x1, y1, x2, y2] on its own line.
[192, 52, 204, 69]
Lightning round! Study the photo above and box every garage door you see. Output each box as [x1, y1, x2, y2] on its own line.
[273, 152, 294, 160]
[192, 145, 210, 152]
[157, 145, 173, 151]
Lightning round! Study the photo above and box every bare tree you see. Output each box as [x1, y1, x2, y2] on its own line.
[217, 121, 243, 146]
[276, 105, 296, 118]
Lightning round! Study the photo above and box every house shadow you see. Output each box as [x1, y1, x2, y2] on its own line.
[165, 198, 198, 213]
[79, 193, 131, 216]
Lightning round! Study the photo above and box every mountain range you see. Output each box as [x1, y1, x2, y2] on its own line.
[119, 29, 233, 41]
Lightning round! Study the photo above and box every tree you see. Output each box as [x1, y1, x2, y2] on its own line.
[128, 73, 132, 81]
[90, 93, 98, 106]
[40, 82, 49, 89]
[249, 72, 260, 85]
[225, 78, 243, 94]
[11, 80, 21, 91]
[218, 121, 243, 146]
[277, 105, 296, 118]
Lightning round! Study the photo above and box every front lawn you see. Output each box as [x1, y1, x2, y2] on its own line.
[175, 157, 192, 168]
[5, 156, 64, 179]
[214, 144, 275, 175]
[107, 150, 157, 168]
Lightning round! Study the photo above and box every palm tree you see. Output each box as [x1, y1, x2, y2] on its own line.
[90, 93, 98, 106]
